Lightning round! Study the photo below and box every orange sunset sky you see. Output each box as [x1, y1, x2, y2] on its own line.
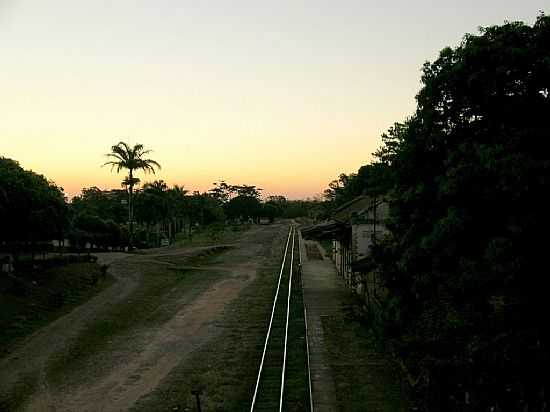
[1, 1, 546, 199]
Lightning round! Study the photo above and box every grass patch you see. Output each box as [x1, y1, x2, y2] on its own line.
[283, 263, 310, 411]
[0, 372, 38, 412]
[321, 303, 411, 412]
[174, 223, 252, 247]
[0, 262, 113, 354]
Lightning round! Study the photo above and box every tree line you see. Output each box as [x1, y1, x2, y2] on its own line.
[0, 152, 315, 261]
[323, 15, 550, 412]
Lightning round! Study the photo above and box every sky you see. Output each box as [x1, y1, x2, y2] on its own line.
[1, 1, 547, 199]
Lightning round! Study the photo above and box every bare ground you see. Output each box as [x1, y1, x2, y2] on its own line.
[0, 224, 283, 412]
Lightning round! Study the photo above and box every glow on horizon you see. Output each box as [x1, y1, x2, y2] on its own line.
[1, 1, 547, 199]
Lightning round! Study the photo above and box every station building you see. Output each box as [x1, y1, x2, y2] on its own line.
[301, 195, 390, 313]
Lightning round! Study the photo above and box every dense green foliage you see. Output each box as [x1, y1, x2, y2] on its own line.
[71, 187, 127, 223]
[224, 195, 262, 221]
[326, 15, 550, 411]
[0, 158, 68, 253]
[323, 163, 392, 206]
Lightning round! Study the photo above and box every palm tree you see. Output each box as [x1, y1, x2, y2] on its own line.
[169, 184, 189, 239]
[103, 142, 161, 248]
[141, 181, 190, 242]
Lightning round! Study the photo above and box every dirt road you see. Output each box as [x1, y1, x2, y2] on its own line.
[0, 224, 284, 412]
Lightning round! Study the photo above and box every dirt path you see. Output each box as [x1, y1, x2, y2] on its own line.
[1, 225, 281, 412]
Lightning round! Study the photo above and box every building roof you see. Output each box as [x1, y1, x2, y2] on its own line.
[302, 195, 389, 241]
[300, 220, 347, 240]
[332, 195, 372, 223]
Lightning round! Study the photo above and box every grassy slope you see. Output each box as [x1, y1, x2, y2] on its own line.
[173, 224, 251, 247]
[322, 302, 411, 412]
[0, 262, 114, 411]
[0, 262, 114, 354]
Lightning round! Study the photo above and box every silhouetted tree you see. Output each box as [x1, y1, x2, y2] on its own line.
[103, 142, 161, 248]
[208, 180, 234, 203]
[370, 15, 550, 410]
[231, 184, 262, 199]
[71, 187, 127, 224]
[0, 157, 68, 260]
[224, 195, 261, 223]
[168, 185, 189, 238]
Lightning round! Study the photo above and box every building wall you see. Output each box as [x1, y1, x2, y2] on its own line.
[352, 223, 374, 261]
[332, 238, 354, 286]
[333, 219, 388, 282]
[351, 201, 390, 260]
[332, 239, 340, 272]
[332, 203, 391, 306]
[329, 200, 391, 295]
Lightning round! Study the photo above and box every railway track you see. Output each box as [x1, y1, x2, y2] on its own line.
[250, 225, 313, 412]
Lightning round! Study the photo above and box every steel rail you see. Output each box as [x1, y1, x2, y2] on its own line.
[279, 226, 296, 411]
[250, 225, 293, 412]
[298, 230, 314, 412]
